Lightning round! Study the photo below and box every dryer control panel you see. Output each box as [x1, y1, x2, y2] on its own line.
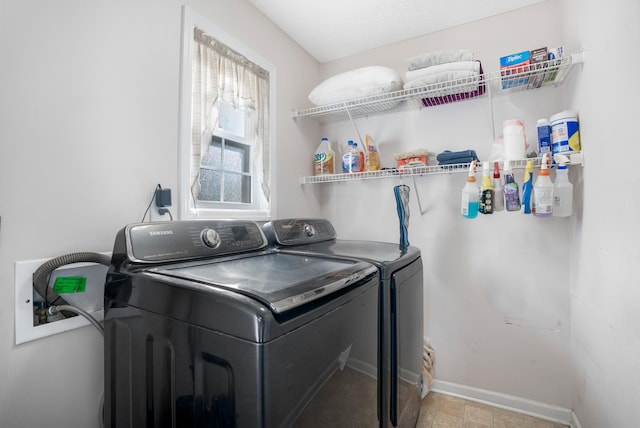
[120, 220, 268, 264]
[264, 218, 336, 246]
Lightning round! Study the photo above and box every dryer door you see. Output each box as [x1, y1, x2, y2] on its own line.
[390, 257, 424, 427]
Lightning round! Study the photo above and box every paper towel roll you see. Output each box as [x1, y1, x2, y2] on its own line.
[503, 119, 526, 161]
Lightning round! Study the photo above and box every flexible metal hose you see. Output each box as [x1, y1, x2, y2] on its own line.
[32, 252, 112, 315]
[47, 304, 104, 336]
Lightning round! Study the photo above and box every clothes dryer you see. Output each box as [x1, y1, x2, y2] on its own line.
[264, 218, 424, 428]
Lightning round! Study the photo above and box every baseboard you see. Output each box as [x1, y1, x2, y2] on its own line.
[431, 379, 582, 427]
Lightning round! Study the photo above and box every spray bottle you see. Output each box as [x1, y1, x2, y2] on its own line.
[461, 160, 479, 219]
[533, 152, 554, 217]
[552, 154, 573, 217]
[492, 161, 504, 212]
[503, 160, 521, 212]
[479, 161, 494, 214]
[521, 159, 534, 214]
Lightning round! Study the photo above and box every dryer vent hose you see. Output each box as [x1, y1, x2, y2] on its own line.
[32, 252, 112, 316]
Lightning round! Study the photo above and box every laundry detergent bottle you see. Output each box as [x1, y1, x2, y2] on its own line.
[342, 140, 361, 173]
[364, 134, 381, 171]
[314, 137, 335, 175]
[353, 141, 365, 172]
[533, 152, 554, 217]
[461, 160, 479, 219]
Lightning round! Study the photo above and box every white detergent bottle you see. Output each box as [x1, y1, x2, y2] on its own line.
[553, 154, 573, 217]
[461, 160, 479, 219]
[533, 152, 554, 217]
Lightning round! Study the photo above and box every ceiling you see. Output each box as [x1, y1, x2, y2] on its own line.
[247, 0, 546, 63]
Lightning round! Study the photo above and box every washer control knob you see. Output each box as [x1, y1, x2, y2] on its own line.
[303, 223, 316, 237]
[201, 229, 221, 248]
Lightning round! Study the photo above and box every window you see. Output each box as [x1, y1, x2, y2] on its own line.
[199, 134, 251, 204]
[179, 7, 275, 219]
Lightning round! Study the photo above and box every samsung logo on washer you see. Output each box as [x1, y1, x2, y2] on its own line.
[149, 230, 174, 236]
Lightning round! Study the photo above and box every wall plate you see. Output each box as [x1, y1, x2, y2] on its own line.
[14, 255, 110, 345]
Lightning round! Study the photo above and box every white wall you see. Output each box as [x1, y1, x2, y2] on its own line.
[310, 0, 576, 408]
[0, 0, 318, 426]
[562, 1, 640, 427]
[3, 0, 639, 426]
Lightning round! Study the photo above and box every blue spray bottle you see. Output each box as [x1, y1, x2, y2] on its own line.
[521, 159, 534, 214]
[461, 160, 479, 219]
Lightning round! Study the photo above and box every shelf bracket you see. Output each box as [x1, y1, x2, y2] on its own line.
[346, 105, 428, 216]
[344, 105, 366, 148]
[411, 175, 428, 217]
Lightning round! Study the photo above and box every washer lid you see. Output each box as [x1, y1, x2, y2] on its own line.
[152, 252, 377, 313]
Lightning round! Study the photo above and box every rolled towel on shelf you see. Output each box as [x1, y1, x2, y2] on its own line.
[436, 149, 479, 165]
[403, 61, 485, 107]
[404, 60, 480, 83]
[403, 70, 481, 91]
[406, 49, 475, 71]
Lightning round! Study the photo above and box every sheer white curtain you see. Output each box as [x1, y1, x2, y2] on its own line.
[191, 28, 270, 206]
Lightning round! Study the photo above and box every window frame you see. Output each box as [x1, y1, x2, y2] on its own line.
[178, 6, 276, 220]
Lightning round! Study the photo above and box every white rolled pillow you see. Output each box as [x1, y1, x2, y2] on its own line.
[308, 66, 403, 106]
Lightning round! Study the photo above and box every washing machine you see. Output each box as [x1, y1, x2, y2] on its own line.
[263, 218, 424, 428]
[103, 220, 381, 428]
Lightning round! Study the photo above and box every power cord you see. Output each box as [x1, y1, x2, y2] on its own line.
[46, 304, 105, 428]
[158, 207, 174, 220]
[141, 184, 161, 222]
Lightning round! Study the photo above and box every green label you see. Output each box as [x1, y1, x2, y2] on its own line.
[53, 277, 87, 293]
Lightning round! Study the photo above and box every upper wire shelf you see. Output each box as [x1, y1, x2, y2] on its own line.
[293, 51, 584, 123]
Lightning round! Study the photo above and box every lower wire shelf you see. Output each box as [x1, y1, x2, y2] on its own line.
[300, 152, 583, 185]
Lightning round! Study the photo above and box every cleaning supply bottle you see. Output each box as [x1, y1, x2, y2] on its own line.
[364, 134, 381, 171]
[521, 159, 534, 214]
[353, 141, 365, 172]
[503, 160, 521, 212]
[342, 140, 361, 173]
[314, 137, 334, 175]
[461, 160, 479, 219]
[552, 154, 573, 217]
[533, 152, 554, 217]
[479, 161, 494, 214]
[492, 162, 504, 212]
[536, 118, 552, 157]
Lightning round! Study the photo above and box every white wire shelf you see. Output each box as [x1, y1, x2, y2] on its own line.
[300, 152, 583, 185]
[293, 51, 584, 123]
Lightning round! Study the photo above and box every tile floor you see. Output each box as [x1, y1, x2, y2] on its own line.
[417, 392, 569, 428]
